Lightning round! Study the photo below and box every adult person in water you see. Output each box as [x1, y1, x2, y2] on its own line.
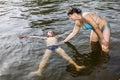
[60, 7, 111, 53]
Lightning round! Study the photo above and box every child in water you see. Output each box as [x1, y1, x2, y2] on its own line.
[20, 30, 85, 76]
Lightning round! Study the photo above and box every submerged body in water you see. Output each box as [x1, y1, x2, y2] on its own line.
[20, 30, 85, 77]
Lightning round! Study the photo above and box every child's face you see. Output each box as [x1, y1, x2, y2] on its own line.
[47, 31, 54, 37]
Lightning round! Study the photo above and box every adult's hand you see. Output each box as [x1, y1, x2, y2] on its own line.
[101, 39, 108, 47]
[101, 39, 109, 53]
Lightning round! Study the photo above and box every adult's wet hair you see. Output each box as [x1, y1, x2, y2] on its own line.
[67, 7, 82, 15]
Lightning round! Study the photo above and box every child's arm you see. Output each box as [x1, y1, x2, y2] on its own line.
[20, 35, 47, 40]
[56, 30, 72, 38]
[29, 35, 47, 40]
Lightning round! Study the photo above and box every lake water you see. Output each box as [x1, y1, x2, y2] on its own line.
[0, 0, 120, 80]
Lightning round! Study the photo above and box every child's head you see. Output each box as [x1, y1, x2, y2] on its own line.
[47, 31, 55, 37]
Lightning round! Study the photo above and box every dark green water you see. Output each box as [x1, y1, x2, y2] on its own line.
[0, 0, 120, 80]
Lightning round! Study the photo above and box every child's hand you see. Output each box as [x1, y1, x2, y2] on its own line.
[19, 35, 28, 39]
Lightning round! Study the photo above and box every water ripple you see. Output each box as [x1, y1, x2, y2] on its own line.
[0, 0, 120, 80]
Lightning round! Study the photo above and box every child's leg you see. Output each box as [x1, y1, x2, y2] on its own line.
[30, 49, 52, 76]
[55, 47, 85, 71]
[38, 49, 52, 71]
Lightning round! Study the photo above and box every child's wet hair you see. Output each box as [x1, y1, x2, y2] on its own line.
[47, 30, 55, 37]
[67, 7, 82, 15]
[48, 30, 54, 33]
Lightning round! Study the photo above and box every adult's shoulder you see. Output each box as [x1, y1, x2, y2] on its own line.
[82, 12, 95, 17]
[75, 20, 81, 26]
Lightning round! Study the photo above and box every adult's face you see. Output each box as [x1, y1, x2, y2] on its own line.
[68, 13, 81, 21]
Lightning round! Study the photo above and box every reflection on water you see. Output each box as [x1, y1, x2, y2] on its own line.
[65, 42, 109, 77]
[0, 0, 120, 80]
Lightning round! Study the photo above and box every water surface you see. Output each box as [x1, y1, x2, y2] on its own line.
[0, 0, 120, 80]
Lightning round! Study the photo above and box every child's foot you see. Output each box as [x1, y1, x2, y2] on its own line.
[29, 70, 42, 77]
[76, 65, 85, 71]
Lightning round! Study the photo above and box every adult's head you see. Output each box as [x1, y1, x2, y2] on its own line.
[67, 7, 82, 21]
